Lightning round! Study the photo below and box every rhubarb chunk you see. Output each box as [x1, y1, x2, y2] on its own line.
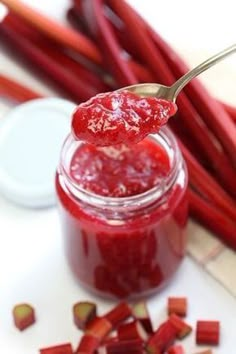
[196, 320, 220, 345]
[39, 343, 73, 354]
[194, 350, 213, 354]
[73, 301, 97, 330]
[167, 344, 185, 354]
[168, 297, 187, 317]
[104, 302, 132, 328]
[118, 320, 148, 341]
[169, 314, 192, 339]
[86, 317, 112, 339]
[146, 320, 177, 353]
[75, 334, 100, 353]
[13, 303, 35, 331]
[132, 302, 153, 333]
[106, 338, 143, 354]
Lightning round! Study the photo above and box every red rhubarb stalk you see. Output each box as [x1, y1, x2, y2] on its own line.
[178, 139, 236, 221]
[220, 100, 236, 123]
[0, 19, 99, 102]
[5, 13, 110, 93]
[81, 0, 137, 86]
[107, 0, 236, 196]
[68, 5, 154, 83]
[67, 5, 90, 36]
[189, 189, 236, 249]
[118, 0, 236, 164]
[0, 74, 43, 102]
[147, 23, 236, 164]
[1, 0, 102, 64]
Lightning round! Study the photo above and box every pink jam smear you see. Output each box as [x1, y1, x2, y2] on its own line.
[72, 90, 177, 146]
[70, 139, 170, 197]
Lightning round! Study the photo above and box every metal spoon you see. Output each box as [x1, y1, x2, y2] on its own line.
[123, 44, 236, 101]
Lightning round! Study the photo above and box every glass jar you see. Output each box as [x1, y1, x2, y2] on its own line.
[56, 127, 189, 299]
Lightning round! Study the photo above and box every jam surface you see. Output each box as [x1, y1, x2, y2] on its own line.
[72, 90, 177, 146]
[70, 139, 170, 197]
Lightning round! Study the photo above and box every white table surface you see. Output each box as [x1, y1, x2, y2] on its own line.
[0, 1, 236, 353]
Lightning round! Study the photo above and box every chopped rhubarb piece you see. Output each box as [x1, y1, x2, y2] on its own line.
[12, 303, 35, 331]
[167, 344, 185, 354]
[118, 320, 148, 341]
[196, 320, 220, 345]
[106, 338, 143, 354]
[132, 302, 153, 333]
[168, 314, 192, 339]
[86, 317, 112, 339]
[75, 334, 100, 353]
[146, 320, 177, 353]
[102, 336, 119, 345]
[72, 90, 177, 146]
[39, 343, 73, 354]
[168, 297, 187, 317]
[104, 302, 132, 328]
[73, 301, 97, 330]
[194, 350, 213, 354]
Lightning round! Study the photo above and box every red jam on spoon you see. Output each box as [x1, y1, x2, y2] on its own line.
[72, 90, 177, 146]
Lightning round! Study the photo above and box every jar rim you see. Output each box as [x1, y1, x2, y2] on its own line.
[58, 127, 182, 210]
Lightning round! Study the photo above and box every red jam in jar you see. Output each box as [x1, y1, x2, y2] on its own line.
[56, 127, 188, 299]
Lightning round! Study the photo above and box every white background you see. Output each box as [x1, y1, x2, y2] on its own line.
[0, 1, 236, 353]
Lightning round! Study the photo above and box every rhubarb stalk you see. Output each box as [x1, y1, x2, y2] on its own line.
[220, 100, 236, 123]
[81, 0, 138, 86]
[5, 13, 110, 92]
[1, 0, 102, 64]
[116, 0, 236, 164]
[0, 19, 99, 102]
[178, 139, 236, 221]
[189, 189, 236, 249]
[0, 74, 42, 102]
[108, 0, 236, 195]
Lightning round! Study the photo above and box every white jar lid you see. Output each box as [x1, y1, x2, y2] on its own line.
[0, 98, 76, 208]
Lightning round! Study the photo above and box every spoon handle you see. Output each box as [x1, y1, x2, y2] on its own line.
[169, 44, 236, 101]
